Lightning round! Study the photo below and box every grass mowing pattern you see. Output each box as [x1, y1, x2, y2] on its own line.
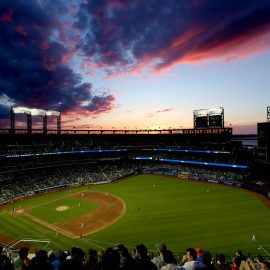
[29, 197, 99, 223]
[0, 175, 270, 254]
[86, 175, 270, 254]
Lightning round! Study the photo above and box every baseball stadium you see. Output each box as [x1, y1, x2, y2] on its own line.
[1, 106, 270, 269]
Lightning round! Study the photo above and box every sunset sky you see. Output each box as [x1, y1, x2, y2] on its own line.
[1, 0, 270, 134]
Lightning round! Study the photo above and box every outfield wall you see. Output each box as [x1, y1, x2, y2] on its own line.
[142, 169, 269, 198]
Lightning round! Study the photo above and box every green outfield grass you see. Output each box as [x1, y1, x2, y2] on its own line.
[29, 196, 99, 223]
[0, 175, 270, 255]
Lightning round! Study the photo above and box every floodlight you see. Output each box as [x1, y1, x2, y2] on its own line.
[46, 110, 60, 116]
[13, 106, 31, 114]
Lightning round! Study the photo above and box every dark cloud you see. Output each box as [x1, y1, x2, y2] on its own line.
[75, 0, 270, 72]
[1, 0, 270, 128]
[0, 0, 116, 128]
[83, 95, 116, 114]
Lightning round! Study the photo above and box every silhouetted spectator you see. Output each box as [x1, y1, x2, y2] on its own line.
[214, 254, 230, 270]
[201, 250, 214, 270]
[118, 245, 138, 270]
[92, 247, 120, 270]
[161, 250, 177, 270]
[59, 247, 84, 270]
[152, 244, 167, 270]
[231, 256, 243, 270]
[0, 246, 12, 270]
[235, 251, 247, 267]
[29, 249, 53, 270]
[47, 250, 56, 265]
[14, 247, 30, 270]
[195, 248, 204, 268]
[51, 251, 67, 270]
[84, 249, 97, 270]
[135, 244, 158, 270]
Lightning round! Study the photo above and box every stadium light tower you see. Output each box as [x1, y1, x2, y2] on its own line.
[11, 106, 32, 134]
[10, 107, 61, 134]
[10, 107, 15, 134]
[29, 108, 47, 134]
[267, 106, 270, 122]
[46, 110, 61, 134]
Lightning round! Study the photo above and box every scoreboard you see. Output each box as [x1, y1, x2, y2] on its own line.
[195, 116, 208, 128]
[194, 107, 224, 129]
[209, 115, 223, 128]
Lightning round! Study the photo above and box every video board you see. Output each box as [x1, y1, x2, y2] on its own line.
[194, 107, 224, 129]
[209, 115, 222, 128]
[195, 116, 208, 128]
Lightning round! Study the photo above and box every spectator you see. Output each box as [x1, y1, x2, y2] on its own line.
[47, 250, 56, 265]
[90, 250, 105, 269]
[13, 247, 30, 270]
[260, 261, 270, 270]
[201, 250, 214, 270]
[135, 244, 158, 270]
[28, 249, 53, 270]
[152, 244, 167, 270]
[235, 251, 247, 266]
[195, 248, 204, 268]
[231, 256, 243, 270]
[243, 258, 270, 270]
[177, 248, 198, 270]
[214, 254, 230, 270]
[254, 256, 266, 270]
[241, 256, 270, 270]
[161, 250, 177, 270]
[51, 251, 67, 270]
[84, 249, 97, 270]
[91, 248, 120, 270]
[59, 247, 84, 270]
[118, 245, 138, 270]
[0, 246, 12, 270]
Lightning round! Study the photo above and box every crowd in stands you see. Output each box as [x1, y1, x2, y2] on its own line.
[0, 159, 251, 204]
[140, 163, 249, 183]
[0, 162, 137, 204]
[1, 243, 269, 270]
[0, 154, 257, 205]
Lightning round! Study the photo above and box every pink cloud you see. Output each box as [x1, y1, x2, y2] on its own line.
[80, 60, 103, 70]
[146, 108, 173, 118]
[153, 26, 270, 72]
[84, 71, 95, 77]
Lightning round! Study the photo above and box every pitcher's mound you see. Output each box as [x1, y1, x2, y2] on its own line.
[56, 206, 69, 211]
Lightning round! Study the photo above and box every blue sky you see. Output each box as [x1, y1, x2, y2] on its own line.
[1, 0, 270, 134]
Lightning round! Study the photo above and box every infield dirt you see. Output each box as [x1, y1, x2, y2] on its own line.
[13, 191, 125, 238]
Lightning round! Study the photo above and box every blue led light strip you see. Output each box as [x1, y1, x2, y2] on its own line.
[158, 158, 248, 169]
[6, 149, 127, 158]
[153, 148, 230, 154]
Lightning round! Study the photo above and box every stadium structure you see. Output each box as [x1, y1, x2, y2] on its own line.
[0, 106, 270, 261]
[0, 105, 269, 205]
